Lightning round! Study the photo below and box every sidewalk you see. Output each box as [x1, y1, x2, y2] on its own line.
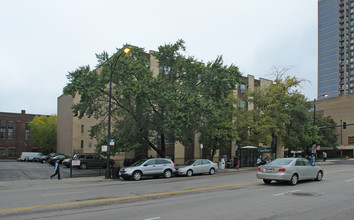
[0, 176, 112, 190]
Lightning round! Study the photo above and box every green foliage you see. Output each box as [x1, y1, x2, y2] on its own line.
[315, 114, 338, 150]
[282, 94, 318, 152]
[28, 115, 57, 153]
[246, 67, 306, 153]
[63, 40, 242, 158]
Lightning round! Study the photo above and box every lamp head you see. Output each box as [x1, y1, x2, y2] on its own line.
[123, 48, 130, 54]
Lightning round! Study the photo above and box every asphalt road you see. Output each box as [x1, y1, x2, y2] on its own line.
[0, 160, 354, 219]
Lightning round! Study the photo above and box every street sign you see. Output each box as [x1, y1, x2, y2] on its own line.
[317, 145, 320, 150]
[235, 144, 238, 152]
[258, 148, 272, 153]
[102, 145, 108, 152]
[109, 139, 115, 146]
[341, 145, 344, 149]
[200, 144, 203, 149]
[72, 160, 80, 166]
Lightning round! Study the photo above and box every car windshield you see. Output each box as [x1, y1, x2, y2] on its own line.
[268, 158, 293, 166]
[131, 159, 148, 166]
[183, 160, 196, 165]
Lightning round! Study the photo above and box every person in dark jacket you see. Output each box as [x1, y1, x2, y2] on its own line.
[50, 160, 61, 179]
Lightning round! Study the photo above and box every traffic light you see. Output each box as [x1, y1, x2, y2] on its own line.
[343, 122, 347, 129]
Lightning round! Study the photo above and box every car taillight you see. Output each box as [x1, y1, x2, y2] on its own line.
[257, 167, 261, 171]
[278, 168, 286, 172]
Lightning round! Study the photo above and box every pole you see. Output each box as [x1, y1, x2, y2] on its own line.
[105, 50, 126, 179]
[313, 98, 316, 125]
[340, 120, 343, 159]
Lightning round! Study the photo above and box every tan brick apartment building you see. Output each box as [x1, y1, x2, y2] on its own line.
[316, 94, 354, 157]
[57, 51, 273, 166]
[0, 110, 40, 159]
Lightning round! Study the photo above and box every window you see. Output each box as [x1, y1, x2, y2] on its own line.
[8, 129, 13, 140]
[25, 130, 30, 140]
[81, 140, 84, 148]
[8, 148, 16, 158]
[145, 159, 156, 166]
[202, 159, 211, 164]
[86, 154, 93, 159]
[0, 148, 5, 156]
[295, 159, 305, 166]
[0, 121, 5, 128]
[8, 121, 13, 128]
[81, 125, 84, 133]
[0, 128, 5, 139]
[195, 160, 202, 165]
[240, 83, 247, 90]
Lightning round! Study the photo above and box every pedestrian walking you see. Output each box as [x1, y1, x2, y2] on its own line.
[323, 152, 327, 162]
[50, 159, 61, 179]
[311, 154, 316, 165]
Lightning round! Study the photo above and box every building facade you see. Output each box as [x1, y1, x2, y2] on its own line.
[57, 49, 272, 166]
[0, 110, 40, 159]
[316, 94, 354, 157]
[318, 0, 354, 99]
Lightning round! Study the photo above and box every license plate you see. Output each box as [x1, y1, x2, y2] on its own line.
[265, 169, 272, 173]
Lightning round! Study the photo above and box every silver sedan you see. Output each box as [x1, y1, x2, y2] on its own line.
[256, 158, 323, 185]
[176, 159, 218, 177]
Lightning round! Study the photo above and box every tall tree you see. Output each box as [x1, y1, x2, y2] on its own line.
[28, 115, 57, 153]
[198, 56, 242, 160]
[282, 93, 319, 155]
[64, 40, 242, 159]
[247, 66, 305, 157]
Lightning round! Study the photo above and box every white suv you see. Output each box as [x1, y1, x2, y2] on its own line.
[120, 158, 176, 181]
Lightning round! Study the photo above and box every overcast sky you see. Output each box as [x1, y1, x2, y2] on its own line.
[0, 0, 317, 115]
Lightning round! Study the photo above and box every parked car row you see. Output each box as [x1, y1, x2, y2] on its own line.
[62, 153, 115, 169]
[120, 158, 218, 181]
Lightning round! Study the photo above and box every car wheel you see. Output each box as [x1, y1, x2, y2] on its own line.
[290, 174, 298, 185]
[209, 168, 215, 175]
[80, 163, 87, 169]
[187, 169, 193, 177]
[133, 171, 142, 181]
[263, 179, 272, 184]
[163, 169, 172, 178]
[315, 171, 323, 181]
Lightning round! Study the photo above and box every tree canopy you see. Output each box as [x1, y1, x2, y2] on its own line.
[28, 115, 57, 153]
[64, 40, 242, 158]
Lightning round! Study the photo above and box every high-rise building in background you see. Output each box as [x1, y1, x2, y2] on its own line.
[318, 0, 354, 98]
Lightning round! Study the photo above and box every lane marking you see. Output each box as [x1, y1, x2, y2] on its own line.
[144, 217, 161, 220]
[326, 168, 354, 174]
[0, 180, 262, 214]
[273, 190, 300, 197]
[273, 193, 284, 197]
[345, 179, 354, 182]
[42, 191, 87, 196]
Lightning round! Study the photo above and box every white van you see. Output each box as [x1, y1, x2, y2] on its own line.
[18, 152, 43, 161]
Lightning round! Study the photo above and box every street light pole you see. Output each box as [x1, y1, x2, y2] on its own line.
[313, 98, 316, 125]
[312, 94, 328, 159]
[105, 47, 130, 179]
[340, 120, 343, 158]
[313, 94, 328, 126]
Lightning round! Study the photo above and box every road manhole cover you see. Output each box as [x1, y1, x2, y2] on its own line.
[287, 192, 321, 197]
